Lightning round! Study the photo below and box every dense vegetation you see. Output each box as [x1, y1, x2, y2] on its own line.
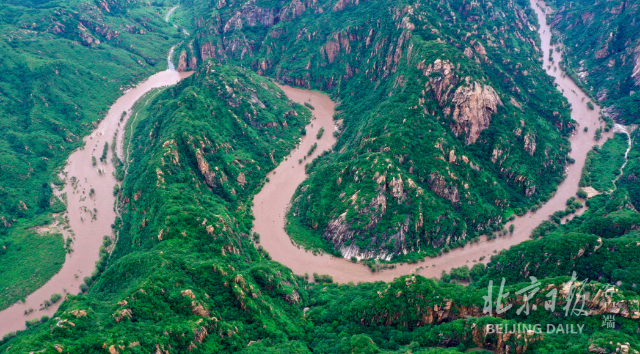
[545, 0, 640, 124]
[0, 0, 186, 308]
[0, 226, 65, 310]
[580, 133, 630, 192]
[1, 0, 640, 352]
[173, 0, 577, 260]
[476, 127, 640, 297]
[2, 60, 640, 354]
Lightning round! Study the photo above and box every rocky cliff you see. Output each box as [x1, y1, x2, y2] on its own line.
[450, 82, 503, 145]
[547, 0, 640, 123]
[173, 0, 573, 262]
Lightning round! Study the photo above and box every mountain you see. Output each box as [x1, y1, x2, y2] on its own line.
[171, 0, 576, 260]
[1, 0, 640, 352]
[2, 61, 639, 354]
[0, 0, 185, 309]
[545, 0, 640, 123]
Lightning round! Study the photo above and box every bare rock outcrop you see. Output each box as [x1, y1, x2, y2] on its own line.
[450, 82, 503, 144]
[177, 50, 188, 72]
[524, 133, 536, 155]
[418, 59, 459, 102]
[633, 43, 640, 86]
[428, 172, 459, 204]
[195, 150, 217, 188]
[419, 60, 502, 144]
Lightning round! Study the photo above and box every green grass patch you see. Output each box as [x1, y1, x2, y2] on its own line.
[580, 133, 629, 192]
[0, 228, 65, 311]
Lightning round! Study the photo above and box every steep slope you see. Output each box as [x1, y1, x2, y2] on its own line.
[172, 0, 576, 260]
[544, 0, 640, 123]
[0, 0, 184, 309]
[2, 61, 639, 354]
[1, 62, 313, 351]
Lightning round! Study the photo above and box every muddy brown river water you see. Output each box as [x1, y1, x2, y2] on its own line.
[0, 63, 191, 338]
[253, 0, 613, 284]
[0, 0, 615, 338]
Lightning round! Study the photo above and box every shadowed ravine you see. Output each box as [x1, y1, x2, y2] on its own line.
[252, 0, 615, 283]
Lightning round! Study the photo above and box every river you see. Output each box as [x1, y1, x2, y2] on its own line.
[0, 0, 615, 338]
[0, 17, 191, 340]
[252, 0, 613, 283]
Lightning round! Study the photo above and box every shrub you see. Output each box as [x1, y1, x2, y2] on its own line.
[470, 263, 486, 280]
[307, 143, 317, 156]
[316, 127, 324, 139]
[577, 189, 588, 199]
[313, 273, 333, 283]
[50, 293, 62, 304]
[450, 265, 470, 281]
[440, 270, 451, 283]
[100, 142, 109, 162]
[2, 331, 17, 342]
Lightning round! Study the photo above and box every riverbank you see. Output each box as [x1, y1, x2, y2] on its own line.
[252, 0, 614, 284]
[0, 60, 190, 340]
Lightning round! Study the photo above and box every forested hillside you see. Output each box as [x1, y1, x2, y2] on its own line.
[171, 0, 577, 260]
[2, 61, 639, 354]
[1, 0, 640, 352]
[545, 0, 640, 123]
[0, 0, 185, 308]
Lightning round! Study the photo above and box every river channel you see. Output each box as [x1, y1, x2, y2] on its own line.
[0, 16, 191, 339]
[252, 0, 613, 283]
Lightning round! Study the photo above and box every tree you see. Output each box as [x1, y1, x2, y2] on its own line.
[577, 189, 588, 199]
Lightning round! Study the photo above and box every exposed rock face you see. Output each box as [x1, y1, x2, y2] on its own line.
[113, 308, 132, 323]
[368, 277, 639, 350]
[323, 40, 340, 63]
[177, 50, 188, 72]
[191, 301, 211, 317]
[633, 43, 640, 86]
[524, 133, 536, 155]
[194, 326, 208, 343]
[322, 173, 417, 261]
[195, 150, 216, 188]
[428, 172, 459, 204]
[236, 172, 246, 185]
[471, 323, 540, 354]
[419, 60, 501, 144]
[418, 59, 459, 102]
[325, 210, 393, 261]
[450, 82, 503, 145]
